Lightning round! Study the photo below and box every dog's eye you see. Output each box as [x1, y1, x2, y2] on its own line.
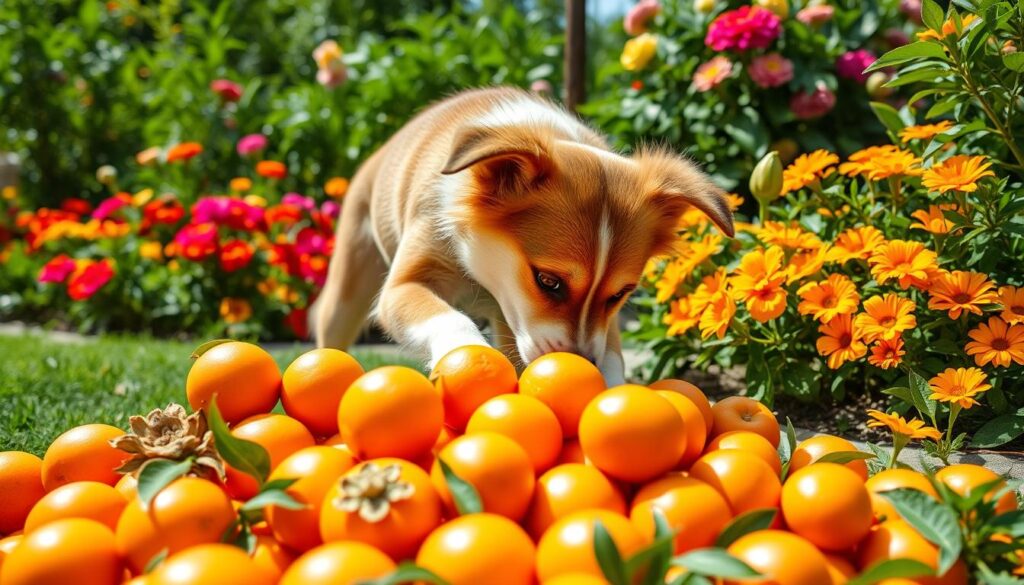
[535, 270, 563, 295]
[607, 285, 636, 305]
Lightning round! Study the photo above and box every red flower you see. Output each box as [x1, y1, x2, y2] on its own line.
[256, 161, 287, 179]
[299, 253, 329, 286]
[285, 308, 309, 339]
[631, 80, 644, 91]
[219, 239, 255, 272]
[142, 196, 185, 230]
[38, 255, 77, 283]
[166, 142, 203, 163]
[67, 259, 114, 300]
[60, 198, 93, 215]
[210, 79, 243, 102]
[265, 204, 303, 227]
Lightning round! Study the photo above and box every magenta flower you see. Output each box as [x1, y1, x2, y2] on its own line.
[210, 79, 243, 102]
[624, 0, 662, 36]
[836, 50, 877, 83]
[796, 5, 834, 27]
[173, 223, 219, 261]
[884, 28, 911, 48]
[236, 134, 268, 156]
[192, 196, 265, 231]
[790, 82, 837, 119]
[282, 193, 315, 212]
[295, 227, 329, 256]
[38, 255, 77, 284]
[693, 56, 733, 92]
[749, 53, 794, 88]
[92, 196, 129, 221]
[321, 200, 341, 218]
[899, 0, 923, 23]
[705, 6, 781, 51]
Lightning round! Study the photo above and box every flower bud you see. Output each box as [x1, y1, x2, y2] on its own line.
[749, 151, 783, 204]
[694, 0, 716, 14]
[96, 165, 117, 186]
[866, 72, 893, 98]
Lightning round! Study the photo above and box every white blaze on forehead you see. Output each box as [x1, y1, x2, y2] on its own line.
[577, 205, 612, 347]
[476, 98, 584, 139]
[557, 141, 636, 167]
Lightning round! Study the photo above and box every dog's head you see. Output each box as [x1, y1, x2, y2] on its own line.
[440, 124, 734, 366]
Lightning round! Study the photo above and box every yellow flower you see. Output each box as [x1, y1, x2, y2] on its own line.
[899, 120, 954, 142]
[782, 150, 838, 194]
[864, 149, 923, 180]
[730, 247, 788, 322]
[677, 234, 723, 275]
[700, 293, 736, 340]
[817, 205, 850, 218]
[132, 189, 154, 207]
[868, 239, 940, 290]
[243, 194, 267, 208]
[664, 295, 698, 336]
[926, 270, 999, 319]
[786, 246, 829, 284]
[817, 314, 866, 369]
[757, 221, 821, 251]
[621, 33, 658, 71]
[827, 226, 886, 264]
[997, 286, 1024, 325]
[921, 155, 995, 193]
[854, 293, 917, 343]
[917, 13, 978, 41]
[655, 258, 687, 303]
[910, 204, 958, 234]
[325, 177, 350, 199]
[139, 241, 163, 261]
[839, 145, 901, 177]
[690, 268, 728, 312]
[219, 298, 253, 324]
[230, 177, 253, 192]
[965, 316, 1024, 368]
[928, 367, 990, 409]
[797, 273, 860, 323]
[868, 337, 905, 369]
[1, 186, 17, 201]
[866, 410, 942, 441]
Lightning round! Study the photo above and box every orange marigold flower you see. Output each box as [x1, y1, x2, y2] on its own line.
[926, 270, 998, 319]
[757, 221, 821, 251]
[817, 204, 850, 218]
[817, 314, 866, 369]
[786, 246, 829, 284]
[921, 155, 995, 193]
[917, 13, 978, 41]
[166, 142, 203, 163]
[866, 410, 941, 441]
[899, 120, 954, 143]
[219, 298, 253, 324]
[690, 268, 728, 313]
[868, 337, 905, 369]
[997, 286, 1024, 325]
[782, 149, 838, 194]
[677, 234, 723, 275]
[256, 160, 288, 179]
[827, 226, 886, 264]
[854, 293, 917, 343]
[230, 177, 253, 192]
[838, 145, 902, 177]
[864, 149, 923, 180]
[699, 293, 736, 340]
[910, 204, 959, 234]
[928, 367, 990, 409]
[664, 295, 699, 336]
[868, 239, 939, 289]
[730, 246, 788, 322]
[797, 273, 860, 323]
[139, 241, 163, 261]
[655, 258, 688, 304]
[965, 316, 1024, 367]
[325, 177, 350, 199]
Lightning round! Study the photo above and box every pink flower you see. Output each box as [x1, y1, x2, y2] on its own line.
[748, 53, 794, 88]
[192, 197, 265, 231]
[884, 28, 911, 48]
[210, 79, 243, 102]
[38, 255, 77, 284]
[530, 79, 554, 95]
[790, 82, 837, 119]
[282, 193, 315, 211]
[236, 134, 268, 156]
[836, 50, 877, 83]
[67, 260, 114, 300]
[313, 40, 347, 88]
[92, 195, 130, 221]
[900, 0, 923, 24]
[624, 0, 662, 36]
[321, 200, 341, 218]
[295, 227, 329, 256]
[705, 6, 781, 51]
[693, 56, 733, 92]
[796, 5, 834, 27]
[173, 223, 219, 261]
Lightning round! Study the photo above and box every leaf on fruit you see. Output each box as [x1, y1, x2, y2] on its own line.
[627, 509, 677, 585]
[240, 488, 306, 512]
[356, 562, 452, 585]
[594, 520, 630, 585]
[190, 338, 232, 360]
[143, 548, 169, 574]
[847, 558, 935, 585]
[714, 508, 777, 548]
[208, 399, 271, 485]
[670, 548, 761, 578]
[136, 457, 194, 509]
[815, 450, 876, 465]
[880, 488, 962, 574]
[437, 459, 482, 516]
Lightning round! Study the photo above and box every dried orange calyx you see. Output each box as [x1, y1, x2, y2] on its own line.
[110, 403, 224, 479]
[335, 463, 414, 522]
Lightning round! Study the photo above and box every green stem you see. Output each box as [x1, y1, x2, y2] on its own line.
[953, 45, 1024, 168]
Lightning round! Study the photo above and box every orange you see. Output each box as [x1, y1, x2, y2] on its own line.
[433, 426, 457, 452]
[543, 575, 608, 585]
[0, 534, 23, 575]
[578, 385, 686, 483]
[431, 432, 535, 521]
[115, 476, 236, 574]
[525, 463, 626, 539]
[536, 510, 648, 582]
[149, 544, 274, 585]
[251, 534, 296, 580]
[185, 341, 281, 425]
[279, 541, 396, 585]
[0, 451, 45, 534]
[706, 430, 782, 475]
[416, 513, 536, 585]
[865, 469, 939, 523]
[431, 345, 518, 431]
[282, 348, 364, 437]
[825, 553, 856, 585]
[223, 413, 316, 500]
[115, 473, 138, 500]
[790, 435, 868, 481]
[24, 481, 127, 533]
[0, 518, 121, 585]
[654, 390, 707, 468]
[466, 394, 563, 473]
[857, 520, 968, 585]
[41, 424, 129, 490]
[650, 378, 714, 434]
[518, 352, 605, 438]
[557, 438, 586, 464]
[710, 396, 780, 447]
[320, 458, 442, 560]
[935, 464, 1017, 515]
[781, 463, 872, 551]
[338, 366, 443, 461]
[266, 445, 356, 552]
[688, 449, 781, 515]
[630, 474, 733, 554]
[725, 530, 831, 585]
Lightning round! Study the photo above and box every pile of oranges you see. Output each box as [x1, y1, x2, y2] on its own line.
[0, 341, 1016, 584]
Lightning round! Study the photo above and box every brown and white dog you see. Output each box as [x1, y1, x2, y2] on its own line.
[313, 87, 733, 385]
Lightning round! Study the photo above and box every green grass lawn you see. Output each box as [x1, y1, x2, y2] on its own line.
[0, 334, 411, 456]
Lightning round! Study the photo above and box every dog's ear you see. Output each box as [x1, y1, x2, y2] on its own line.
[633, 147, 735, 253]
[441, 125, 554, 192]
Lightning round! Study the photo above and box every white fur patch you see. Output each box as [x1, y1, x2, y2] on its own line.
[476, 98, 583, 139]
[407, 311, 489, 369]
[577, 205, 612, 354]
[558, 141, 634, 166]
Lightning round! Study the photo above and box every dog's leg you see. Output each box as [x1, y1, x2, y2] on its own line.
[599, 315, 627, 386]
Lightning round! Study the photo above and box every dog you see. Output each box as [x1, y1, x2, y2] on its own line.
[313, 87, 733, 385]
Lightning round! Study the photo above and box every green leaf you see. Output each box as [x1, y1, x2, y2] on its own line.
[970, 409, 1024, 448]
[882, 386, 913, 404]
[815, 451, 877, 465]
[259, 478, 299, 493]
[781, 361, 819, 400]
[208, 400, 270, 486]
[437, 459, 483, 516]
[240, 488, 306, 512]
[847, 558, 935, 585]
[628, 512, 677, 585]
[594, 520, 629, 585]
[671, 548, 761, 578]
[988, 510, 1024, 536]
[908, 371, 937, 422]
[143, 549, 169, 574]
[1003, 52, 1024, 72]
[745, 344, 773, 405]
[136, 457, 194, 509]
[227, 521, 257, 553]
[921, 0, 946, 32]
[779, 417, 798, 480]
[867, 42, 949, 72]
[880, 489, 962, 574]
[714, 508, 777, 548]
[190, 338, 232, 360]
[870, 102, 906, 138]
[357, 562, 451, 585]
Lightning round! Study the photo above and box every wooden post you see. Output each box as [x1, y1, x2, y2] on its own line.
[565, 0, 586, 113]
